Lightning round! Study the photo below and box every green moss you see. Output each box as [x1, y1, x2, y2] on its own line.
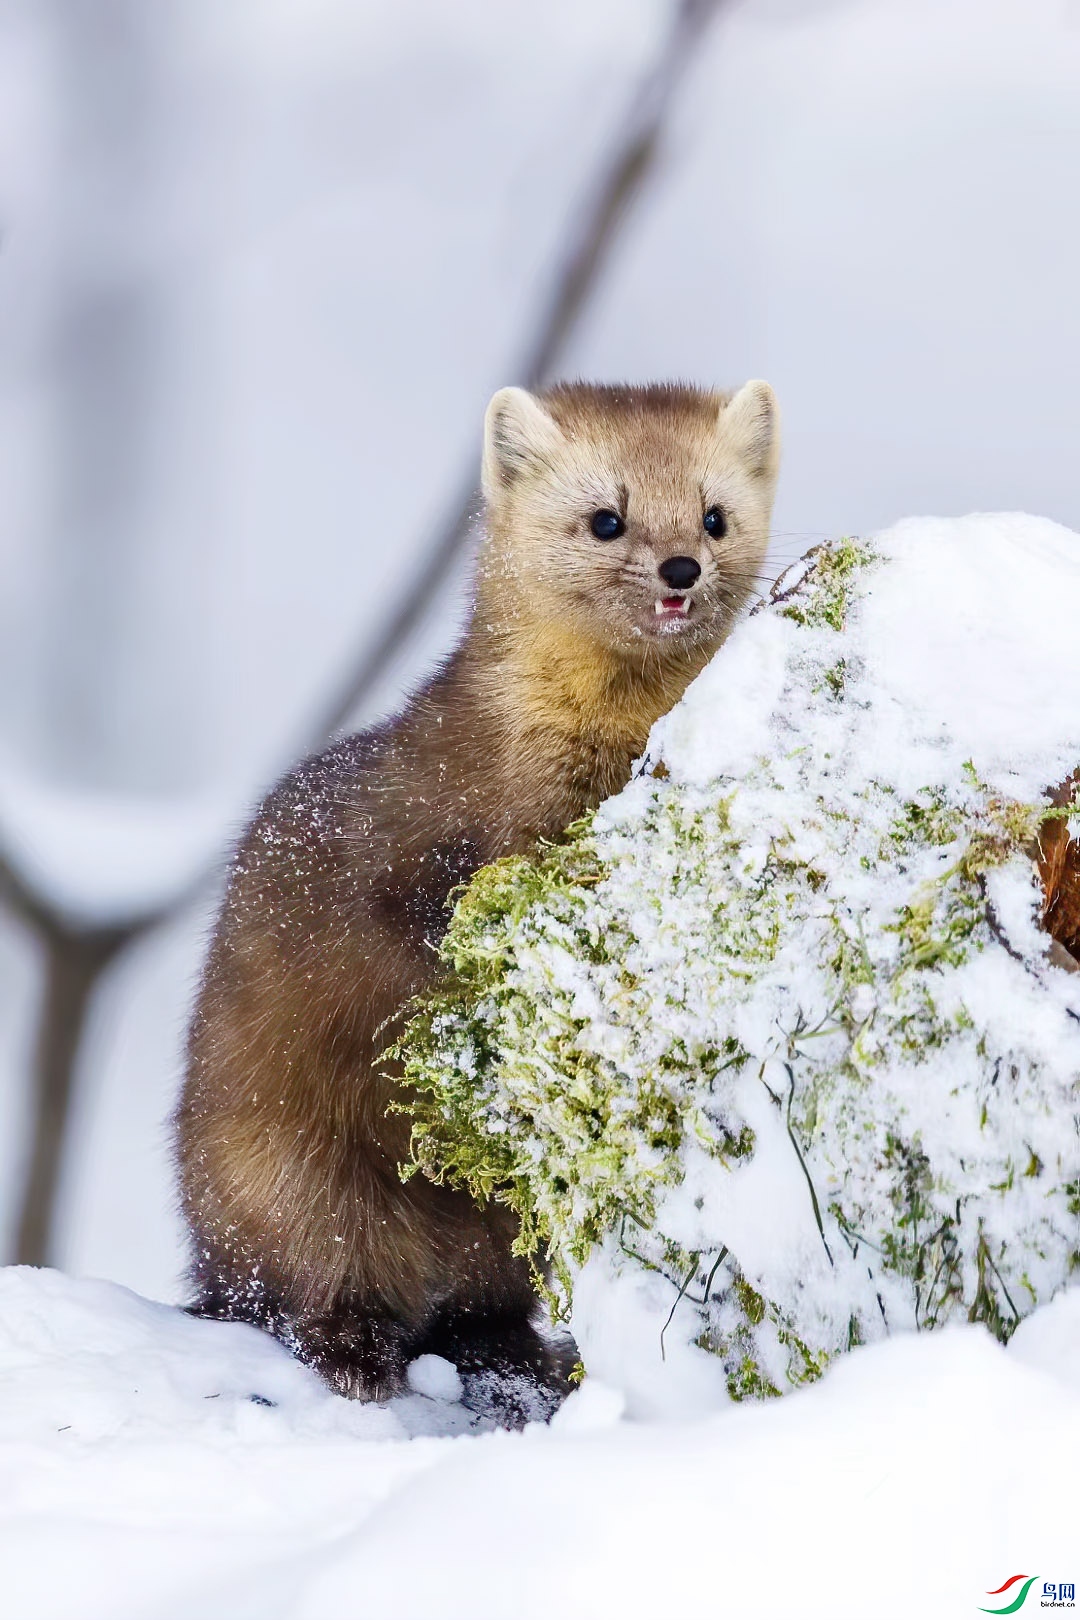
[395, 754, 1063, 1355]
[819, 658, 848, 699]
[697, 1264, 832, 1399]
[392, 809, 733, 1311]
[880, 789, 964, 859]
[724, 1354, 783, 1402]
[779, 537, 879, 631]
[734, 1276, 766, 1326]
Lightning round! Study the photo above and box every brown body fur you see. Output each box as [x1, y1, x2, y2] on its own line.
[175, 380, 780, 1415]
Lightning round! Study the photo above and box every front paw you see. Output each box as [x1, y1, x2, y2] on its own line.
[294, 1308, 411, 1402]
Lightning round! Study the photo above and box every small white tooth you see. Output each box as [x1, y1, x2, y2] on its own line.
[654, 599, 665, 614]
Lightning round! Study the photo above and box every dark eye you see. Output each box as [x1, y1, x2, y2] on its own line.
[703, 506, 727, 538]
[590, 508, 625, 540]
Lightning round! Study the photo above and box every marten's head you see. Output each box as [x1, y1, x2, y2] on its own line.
[478, 380, 780, 662]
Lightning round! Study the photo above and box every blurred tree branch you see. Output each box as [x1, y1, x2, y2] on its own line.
[6, 0, 729, 1268]
[314, 0, 727, 739]
[0, 851, 162, 1265]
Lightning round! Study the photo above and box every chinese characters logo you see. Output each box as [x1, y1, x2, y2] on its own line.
[980, 1577, 1076, 1613]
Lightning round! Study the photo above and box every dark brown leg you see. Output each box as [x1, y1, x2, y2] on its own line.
[292, 1300, 415, 1402]
[416, 1309, 577, 1426]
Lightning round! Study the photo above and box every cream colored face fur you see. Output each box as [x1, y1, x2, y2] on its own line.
[478, 380, 780, 660]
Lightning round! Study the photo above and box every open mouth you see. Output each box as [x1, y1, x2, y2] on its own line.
[652, 594, 692, 630]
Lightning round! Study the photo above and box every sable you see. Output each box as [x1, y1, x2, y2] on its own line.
[174, 379, 781, 1419]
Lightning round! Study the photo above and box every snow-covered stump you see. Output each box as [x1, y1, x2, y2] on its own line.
[395, 515, 1080, 1414]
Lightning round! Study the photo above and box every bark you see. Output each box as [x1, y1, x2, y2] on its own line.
[14, 925, 130, 1266]
[1038, 773, 1080, 966]
[0, 844, 164, 1265]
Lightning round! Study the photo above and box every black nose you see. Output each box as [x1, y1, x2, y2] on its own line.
[658, 555, 701, 590]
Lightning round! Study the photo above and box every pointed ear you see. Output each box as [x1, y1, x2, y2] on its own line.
[720, 380, 780, 480]
[482, 387, 564, 500]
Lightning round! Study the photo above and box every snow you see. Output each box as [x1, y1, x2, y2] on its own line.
[3, 518, 1079, 1613]
[405, 1353, 464, 1403]
[1, 1265, 1076, 1620]
[612, 516, 1080, 1379]
[849, 513, 1080, 800]
[655, 511, 1080, 800]
[1009, 1286, 1080, 1396]
[399, 514, 1080, 1412]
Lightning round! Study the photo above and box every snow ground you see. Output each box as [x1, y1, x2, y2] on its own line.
[4, 516, 1078, 1617]
[1, 1266, 1077, 1620]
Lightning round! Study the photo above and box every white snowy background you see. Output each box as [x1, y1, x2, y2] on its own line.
[1, 3, 1079, 1615]
[2, 0, 1079, 1300]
